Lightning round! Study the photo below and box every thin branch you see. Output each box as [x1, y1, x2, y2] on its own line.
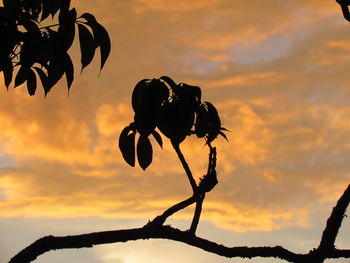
[9, 224, 350, 263]
[171, 142, 198, 194]
[317, 184, 350, 259]
[189, 193, 205, 234]
[149, 196, 196, 226]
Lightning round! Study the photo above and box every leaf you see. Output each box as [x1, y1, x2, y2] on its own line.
[14, 67, 29, 87]
[47, 54, 65, 95]
[219, 131, 228, 141]
[160, 75, 180, 96]
[26, 68, 37, 96]
[195, 105, 208, 138]
[80, 13, 111, 71]
[137, 135, 153, 170]
[33, 66, 49, 93]
[1, 56, 13, 88]
[40, 0, 51, 21]
[131, 79, 149, 112]
[58, 8, 76, 51]
[152, 130, 163, 149]
[63, 53, 74, 90]
[78, 23, 96, 72]
[119, 126, 136, 167]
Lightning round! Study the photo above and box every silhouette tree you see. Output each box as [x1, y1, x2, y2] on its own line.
[0, 0, 110, 96]
[5, 1, 350, 263]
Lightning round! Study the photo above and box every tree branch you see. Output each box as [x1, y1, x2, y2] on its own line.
[9, 223, 350, 263]
[149, 196, 196, 226]
[314, 184, 350, 262]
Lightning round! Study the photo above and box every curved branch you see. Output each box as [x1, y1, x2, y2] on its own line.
[9, 224, 350, 263]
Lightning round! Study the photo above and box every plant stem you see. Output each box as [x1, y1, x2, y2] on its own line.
[171, 141, 198, 194]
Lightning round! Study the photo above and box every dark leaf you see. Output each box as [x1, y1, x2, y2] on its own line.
[132, 79, 149, 112]
[63, 53, 74, 90]
[20, 41, 38, 68]
[150, 78, 169, 106]
[33, 66, 49, 93]
[119, 126, 136, 167]
[47, 54, 65, 94]
[58, 8, 76, 51]
[219, 131, 228, 141]
[1, 56, 13, 88]
[48, 0, 61, 17]
[80, 13, 111, 71]
[206, 101, 221, 130]
[3, 0, 21, 17]
[152, 130, 163, 149]
[134, 111, 157, 137]
[26, 68, 37, 96]
[195, 105, 208, 138]
[137, 135, 153, 170]
[14, 67, 29, 87]
[60, 0, 71, 11]
[160, 75, 180, 96]
[20, 16, 40, 34]
[78, 23, 96, 72]
[40, 0, 51, 21]
[180, 84, 202, 111]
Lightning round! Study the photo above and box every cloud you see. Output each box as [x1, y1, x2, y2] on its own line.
[1, 0, 350, 236]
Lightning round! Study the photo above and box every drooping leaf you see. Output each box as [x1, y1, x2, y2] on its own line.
[119, 126, 136, 167]
[58, 8, 76, 51]
[132, 79, 149, 112]
[14, 66, 29, 87]
[47, 54, 65, 94]
[80, 12, 111, 71]
[137, 135, 153, 170]
[1, 56, 13, 88]
[77, 23, 95, 72]
[33, 66, 49, 93]
[63, 53, 74, 90]
[26, 68, 37, 96]
[195, 105, 209, 138]
[151, 130, 163, 149]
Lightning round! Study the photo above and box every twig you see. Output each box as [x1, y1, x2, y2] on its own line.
[149, 196, 196, 226]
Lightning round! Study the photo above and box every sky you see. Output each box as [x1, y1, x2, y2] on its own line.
[1, 0, 350, 262]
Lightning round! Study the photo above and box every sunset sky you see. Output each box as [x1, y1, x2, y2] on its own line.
[1, 0, 350, 262]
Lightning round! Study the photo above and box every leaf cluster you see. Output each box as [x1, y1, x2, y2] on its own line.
[0, 0, 110, 96]
[119, 76, 228, 170]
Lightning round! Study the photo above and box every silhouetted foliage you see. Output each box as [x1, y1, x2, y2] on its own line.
[119, 76, 228, 170]
[0, 0, 111, 96]
[6, 1, 350, 263]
